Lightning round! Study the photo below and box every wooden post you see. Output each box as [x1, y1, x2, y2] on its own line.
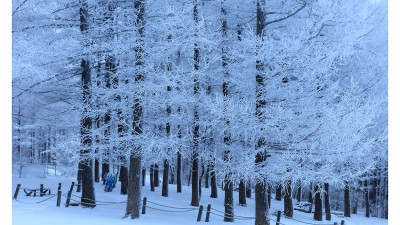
[276, 210, 281, 225]
[13, 184, 21, 199]
[65, 190, 72, 207]
[141, 197, 147, 214]
[77, 182, 81, 192]
[197, 205, 203, 222]
[205, 204, 211, 222]
[40, 184, 44, 197]
[70, 182, 75, 192]
[58, 183, 61, 191]
[57, 190, 62, 207]
[341, 220, 345, 225]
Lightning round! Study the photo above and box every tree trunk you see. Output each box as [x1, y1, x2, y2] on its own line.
[324, 183, 331, 221]
[199, 162, 204, 201]
[177, 150, 182, 193]
[210, 163, 217, 198]
[296, 180, 301, 202]
[190, 0, 200, 207]
[150, 165, 154, 192]
[94, 148, 99, 183]
[162, 160, 169, 197]
[267, 184, 271, 208]
[344, 182, 351, 217]
[126, 154, 141, 218]
[205, 164, 209, 188]
[102, 163, 109, 184]
[224, 178, 234, 222]
[314, 185, 322, 221]
[142, 168, 145, 186]
[254, 1, 268, 224]
[308, 182, 313, 213]
[255, 179, 268, 225]
[125, 0, 145, 219]
[120, 165, 128, 195]
[154, 164, 159, 187]
[246, 180, 251, 198]
[80, 58, 95, 207]
[365, 180, 370, 217]
[239, 179, 246, 206]
[284, 180, 293, 218]
[276, 183, 282, 201]
[77, 162, 82, 192]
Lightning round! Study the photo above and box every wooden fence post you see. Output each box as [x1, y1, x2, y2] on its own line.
[58, 183, 61, 191]
[276, 210, 281, 225]
[341, 220, 345, 225]
[205, 204, 211, 222]
[13, 184, 21, 199]
[40, 184, 44, 197]
[197, 205, 203, 222]
[65, 190, 72, 207]
[57, 190, 62, 207]
[142, 197, 147, 214]
[77, 182, 81, 192]
[69, 182, 75, 192]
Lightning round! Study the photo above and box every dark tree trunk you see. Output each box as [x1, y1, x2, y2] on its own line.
[255, 179, 268, 225]
[154, 164, 159, 187]
[191, 155, 199, 206]
[169, 167, 174, 184]
[308, 182, 313, 213]
[255, 1, 268, 223]
[267, 184, 271, 208]
[77, 163, 82, 192]
[365, 180, 370, 217]
[352, 185, 359, 214]
[126, 154, 141, 218]
[210, 163, 217, 198]
[102, 163, 109, 184]
[177, 150, 182, 193]
[102, 109, 111, 184]
[221, 1, 233, 220]
[239, 179, 246, 206]
[79, 56, 95, 207]
[162, 160, 169, 197]
[284, 180, 293, 218]
[142, 168, 145, 186]
[188, 167, 192, 186]
[150, 165, 154, 192]
[324, 183, 331, 221]
[120, 165, 128, 195]
[125, 0, 145, 219]
[190, 0, 200, 207]
[314, 185, 322, 221]
[224, 178, 234, 222]
[344, 182, 351, 217]
[276, 183, 282, 201]
[205, 164, 209, 188]
[94, 149, 99, 183]
[246, 180, 251, 198]
[199, 162, 204, 201]
[296, 180, 302, 202]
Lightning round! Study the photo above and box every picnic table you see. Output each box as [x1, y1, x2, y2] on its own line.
[23, 188, 51, 197]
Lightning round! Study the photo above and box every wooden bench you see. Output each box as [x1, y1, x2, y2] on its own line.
[23, 188, 51, 197]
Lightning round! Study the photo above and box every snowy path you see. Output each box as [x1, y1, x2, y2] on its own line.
[12, 175, 387, 225]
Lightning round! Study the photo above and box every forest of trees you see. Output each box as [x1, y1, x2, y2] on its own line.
[12, 0, 388, 224]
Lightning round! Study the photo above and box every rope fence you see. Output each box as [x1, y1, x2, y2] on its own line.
[13, 183, 346, 225]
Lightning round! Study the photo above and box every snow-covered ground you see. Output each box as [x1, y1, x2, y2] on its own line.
[12, 173, 388, 225]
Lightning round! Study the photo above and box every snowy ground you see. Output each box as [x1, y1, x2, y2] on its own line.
[12, 173, 388, 225]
